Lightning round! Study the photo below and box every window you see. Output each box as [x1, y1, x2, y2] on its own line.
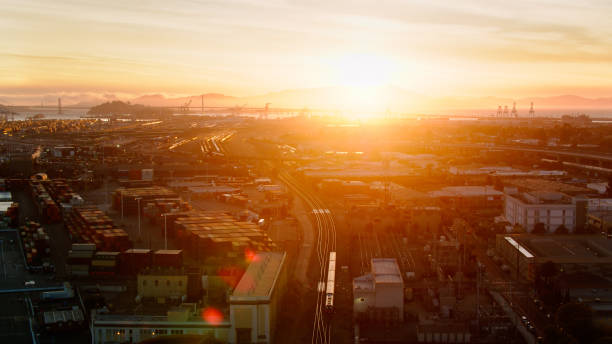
[155, 280, 159, 286]
[157, 329, 168, 335]
[143, 280, 147, 286]
[171, 329, 184, 335]
[166, 280, 171, 287]
[178, 280, 183, 287]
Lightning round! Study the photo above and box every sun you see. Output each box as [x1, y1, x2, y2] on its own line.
[333, 53, 393, 87]
[329, 53, 395, 118]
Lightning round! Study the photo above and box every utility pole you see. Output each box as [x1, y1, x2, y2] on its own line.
[136, 197, 142, 241]
[163, 214, 168, 250]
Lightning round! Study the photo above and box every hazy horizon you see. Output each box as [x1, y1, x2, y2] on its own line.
[3, 0, 612, 112]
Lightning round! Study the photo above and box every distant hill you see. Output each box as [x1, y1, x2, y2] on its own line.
[131, 93, 238, 107]
[87, 101, 171, 117]
[128, 89, 612, 113]
[3, 88, 612, 116]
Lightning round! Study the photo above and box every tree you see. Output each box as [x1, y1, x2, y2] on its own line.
[556, 302, 595, 343]
[543, 326, 579, 344]
[532, 222, 547, 234]
[538, 261, 558, 285]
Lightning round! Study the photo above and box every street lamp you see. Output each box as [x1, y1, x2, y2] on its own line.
[163, 213, 168, 250]
[135, 197, 142, 241]
[120, 192, 124, 222]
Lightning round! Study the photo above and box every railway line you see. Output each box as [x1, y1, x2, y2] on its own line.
[278, 171, 336, 344]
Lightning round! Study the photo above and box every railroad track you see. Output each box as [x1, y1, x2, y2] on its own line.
[279, 171, 336, 344]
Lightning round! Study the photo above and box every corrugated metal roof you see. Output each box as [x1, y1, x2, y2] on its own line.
[371, 258, 403, 284]
[231, 252, 286, 301]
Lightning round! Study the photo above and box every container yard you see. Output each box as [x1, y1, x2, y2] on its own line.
[169, 210, 276, 262]
[64, 206, 132, 252]
[19, 220, 52, 269]
[112, 186, 180, 215]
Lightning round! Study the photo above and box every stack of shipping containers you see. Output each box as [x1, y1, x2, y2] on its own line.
[67, 243, 95, 277]
[30, 180, 61, 223]
[112, 186, 179, 216]
[64, 206, 132, 252]
[166, 211, 276, 262]
[120, 249, 152, 275]
[153, 249, 183, 268]
[90, 251, 120, 277]
[20, 221, 51, 267]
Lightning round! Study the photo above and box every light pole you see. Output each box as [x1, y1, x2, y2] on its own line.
[136, 197, 142, 241]
[120, 192, 124, 222]
[163, 214, 168, 250]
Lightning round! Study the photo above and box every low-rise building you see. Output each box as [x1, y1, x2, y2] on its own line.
[137, 268, 189, 300]
[229, 252, 287, 344]
[353, 258, 404, 322]
[496, 234, 612, 280]
[91, 303, 230, 343]
[504, 191, 578, 232]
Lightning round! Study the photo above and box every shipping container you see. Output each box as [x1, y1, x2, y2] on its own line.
[153, 249, 183, 268]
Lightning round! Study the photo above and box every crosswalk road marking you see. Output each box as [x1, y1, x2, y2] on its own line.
[312, 209, 330, 214]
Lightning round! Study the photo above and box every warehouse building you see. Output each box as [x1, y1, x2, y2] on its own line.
[137, 269, 189, 300]
[353, 258, 404, 322]
[496, 234, 612, 281]
[229, 252, 287, 344]
[91, 303, 230, 343]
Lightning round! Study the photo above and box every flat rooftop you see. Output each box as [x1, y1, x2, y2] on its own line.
[230, 252, 286, 302]
[504, 234, 612, 264]
[429, 186, 503, 198]
[371, 258, 403, 284]
[505, 178, 590, 195]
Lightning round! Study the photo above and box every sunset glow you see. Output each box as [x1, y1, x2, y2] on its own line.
[2, 0, 612, 109]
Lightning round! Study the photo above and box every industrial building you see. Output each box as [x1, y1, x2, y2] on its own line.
[504, 191, 581, 232]
[229, 252, 287, 344]
[91, 303, 230, 343]
[353, 258, 404, 322]
[496, 234, 612, 281]
[429, 186, 504, 214]
[137, 269, 189, 300]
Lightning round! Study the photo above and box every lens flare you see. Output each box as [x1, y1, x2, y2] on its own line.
[201, 307, 224, 325]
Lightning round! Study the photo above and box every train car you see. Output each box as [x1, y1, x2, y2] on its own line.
[325, 251, 336, 312]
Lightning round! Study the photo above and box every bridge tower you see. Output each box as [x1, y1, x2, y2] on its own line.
[528, 102, 535, 118]
[496, 106, 502, 117]
[502, 105, 508, 117]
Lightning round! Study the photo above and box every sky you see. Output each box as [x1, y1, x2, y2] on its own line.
[1, 0, 612, 105]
